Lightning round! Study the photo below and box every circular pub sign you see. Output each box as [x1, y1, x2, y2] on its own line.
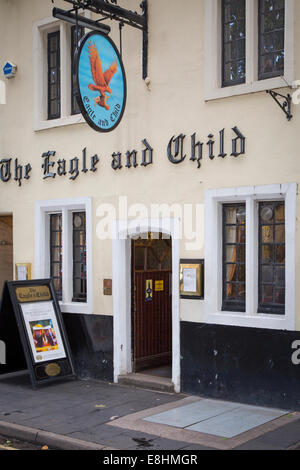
[76, 31, 127, 133]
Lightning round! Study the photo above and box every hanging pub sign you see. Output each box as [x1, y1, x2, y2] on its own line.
[76, 31, 127, 133]
[0, 279, 75, 388]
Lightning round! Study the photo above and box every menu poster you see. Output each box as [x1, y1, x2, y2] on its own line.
[21, 302, 66, 364]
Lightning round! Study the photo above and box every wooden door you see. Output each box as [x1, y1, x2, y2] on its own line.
[0, 216, 13, 294]
[132, 235, 172, 372]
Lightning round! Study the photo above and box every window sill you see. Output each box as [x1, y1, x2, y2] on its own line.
[204, 311, 294, 332]
[34, 114, 86, 132]
[59, 301, 92, 316]
[205, 76, 291, 102]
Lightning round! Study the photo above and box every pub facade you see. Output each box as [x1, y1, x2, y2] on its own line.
[0, 0, 300, 410]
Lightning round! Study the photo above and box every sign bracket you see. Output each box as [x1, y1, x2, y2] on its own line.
[266, 89, 293, 121]
[55, 0, 148, 79]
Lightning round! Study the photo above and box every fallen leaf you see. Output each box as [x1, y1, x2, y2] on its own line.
[95, 404, 106, 408]
[41, 445, 49, 450]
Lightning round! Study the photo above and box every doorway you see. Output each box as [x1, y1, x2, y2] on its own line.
[0, 215, 13, 293]
[132, 233, 172, 378]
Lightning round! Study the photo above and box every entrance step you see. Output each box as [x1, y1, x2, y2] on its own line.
[118, 373, 175, 393]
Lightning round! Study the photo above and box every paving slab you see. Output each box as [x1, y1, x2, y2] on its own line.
[187, 405, 287, 438]
[145, 399, 240, 428]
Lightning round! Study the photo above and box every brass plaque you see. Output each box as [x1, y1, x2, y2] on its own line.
[16, 286, 51, 303]
[45, 363, 61, 377]
[103, 279, 112, 296]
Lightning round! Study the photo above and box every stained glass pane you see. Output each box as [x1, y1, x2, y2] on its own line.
[48, 31, 60, 120]
[223, 203, 246, 312]
[222, 0, 246, 87]
[258, 201, 285, 314]
[259, 0, 285, 80]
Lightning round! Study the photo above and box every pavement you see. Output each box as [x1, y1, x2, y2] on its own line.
[0, 373, 300, 451]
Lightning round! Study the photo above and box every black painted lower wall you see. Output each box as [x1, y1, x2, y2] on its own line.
[62, 313, 113, 382]
[181, 321, 300, 411]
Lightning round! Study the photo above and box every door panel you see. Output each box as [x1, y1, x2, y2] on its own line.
[132, 235, 172, 372]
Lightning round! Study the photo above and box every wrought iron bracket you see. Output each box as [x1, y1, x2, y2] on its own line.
[60, 0, 148, 79]
[266, 89, 293, 121]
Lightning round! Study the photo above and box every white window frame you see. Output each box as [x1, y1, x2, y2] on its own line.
[204, 183, 297, 331]
[33, 17, 86, 131]
[35, 198, 93, 315]
[204, 0, 295, 101]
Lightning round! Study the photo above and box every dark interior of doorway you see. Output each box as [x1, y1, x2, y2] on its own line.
[0, 215, 13, 293]
[132, 233, 172, 380]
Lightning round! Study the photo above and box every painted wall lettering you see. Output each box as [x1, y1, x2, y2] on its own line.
[111, 139, 153, 171]
[41, 148, 99, 181]
[0, 158, 31, 186]
[167, 127, 246, 167]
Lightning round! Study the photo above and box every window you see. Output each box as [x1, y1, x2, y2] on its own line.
[222, 0, 246, 87]
[71, 26, 85, 115]
[49, 211, 87, 303]
[47, 31, 61, 120]
[258, 201, 285, 314]
[222, 204, 246, 312]
[258, 0, 285, 80]
[35, 198, 92, 315]
[205, 184, 296, 331]
[205, 0, 294, 100]
[50, 214, 63, 300]
[72, 212, 87, 302]
[34, 18, 86, 131]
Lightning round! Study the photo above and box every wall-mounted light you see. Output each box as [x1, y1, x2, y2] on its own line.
[52, 7, 111, 35]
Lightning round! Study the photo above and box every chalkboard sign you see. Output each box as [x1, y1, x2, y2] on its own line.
[0, 279, 75, 388]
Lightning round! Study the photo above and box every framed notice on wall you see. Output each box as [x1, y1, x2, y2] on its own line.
[0, 279, 75, 388]
[15, 263, 31, 281]
[180, 260, 204, 300]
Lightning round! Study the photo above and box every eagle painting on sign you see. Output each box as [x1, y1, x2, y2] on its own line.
[76, 31, 127, 133]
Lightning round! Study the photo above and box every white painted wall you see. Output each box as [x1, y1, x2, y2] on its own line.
[0, 0, 299, 332]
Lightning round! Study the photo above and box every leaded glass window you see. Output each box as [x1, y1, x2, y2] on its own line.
[222, 0, 246, 87]
[47, 31, 61, 120]
[258, 0, 285, 80]
[71, 26, 84, 115]
[72, 212, 87, 302]
[50, 214, 62, 300]
[258, 202, 285, 314]
[222, 204, 246, 311]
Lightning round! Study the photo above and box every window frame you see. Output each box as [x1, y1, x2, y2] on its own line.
[33, 17, 86, 131]
[204, 0, 294, 101]
[35, 198, 93, 315]
[204, 183, 297, 331]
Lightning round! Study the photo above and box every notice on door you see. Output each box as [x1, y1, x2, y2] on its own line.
[155, 280, 164, 292]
